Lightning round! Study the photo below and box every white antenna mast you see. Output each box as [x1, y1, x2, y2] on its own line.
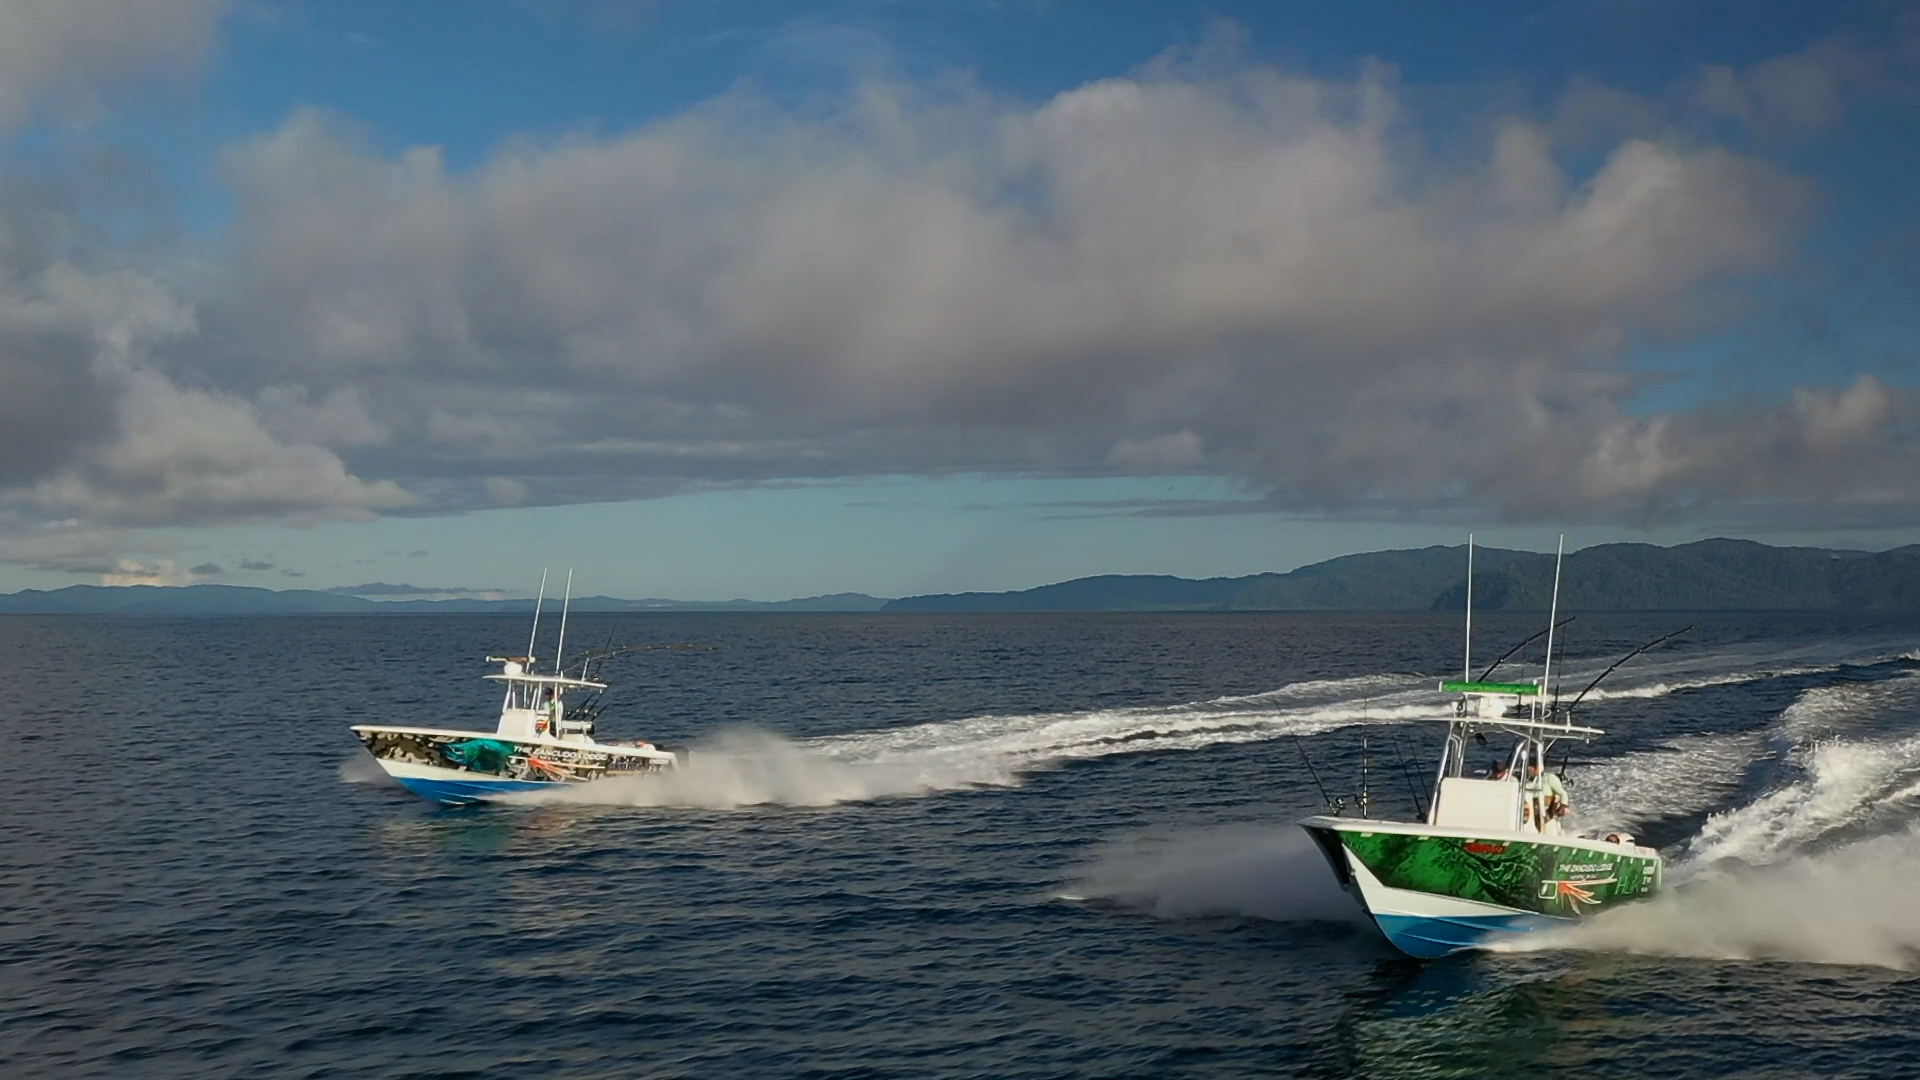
[525, 568, 548, 660]
[553, 569, 574, 675]
[1541, 534, 1565, 722]
[1463, 533, 1474, 682]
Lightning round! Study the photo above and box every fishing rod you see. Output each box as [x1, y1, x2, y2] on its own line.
[583, 618, 621, 684]
[562, 641, 719, 680]
[1564, 625, 1694, 714]
[1476, 617, 1575, 682]
[561, 642, 721, 722]
[1551, 624, 1693, 777]
[1293, 734, 1342, 814]
[1389, 732, 1428, 821]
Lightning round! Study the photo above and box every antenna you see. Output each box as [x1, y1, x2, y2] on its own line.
[1540, 534, 1565, 722]
[1463, 533, 1474, 682]
[525, 569, 548, 660]
[553, 569, 574, 675]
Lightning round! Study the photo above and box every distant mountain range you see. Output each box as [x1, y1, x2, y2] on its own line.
[5, 539, 1920, 614]
[0, 585, 890, 615]
[879, 538, 1920, 612]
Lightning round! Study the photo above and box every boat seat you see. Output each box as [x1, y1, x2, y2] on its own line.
[1433, 777, 1521, 832]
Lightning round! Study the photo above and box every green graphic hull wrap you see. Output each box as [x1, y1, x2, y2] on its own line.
[1316, 826, 1660, 917]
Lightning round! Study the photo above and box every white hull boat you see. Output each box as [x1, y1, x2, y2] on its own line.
[1300, 536, 1675, 958]
[351, 571, 686, 805]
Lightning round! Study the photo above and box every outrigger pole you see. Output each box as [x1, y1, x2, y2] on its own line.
[554, 569, 574, 674]
[526, 568, 549, 660]
[1540, 535, 1566, 721]
[1463, 534, 1474, 683]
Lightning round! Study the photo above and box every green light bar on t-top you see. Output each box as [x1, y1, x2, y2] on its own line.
[1438, 680, 1539, 696]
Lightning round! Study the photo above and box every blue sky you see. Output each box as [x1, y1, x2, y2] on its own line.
[0, 0, 1916, 599]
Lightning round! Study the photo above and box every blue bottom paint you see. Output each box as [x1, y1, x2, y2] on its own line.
[1372, 912, 1566, 959]
[394, 776, 561, 806]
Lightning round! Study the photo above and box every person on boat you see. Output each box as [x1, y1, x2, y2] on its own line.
[1488, 760, 1510, 780]
[544, 687, 564, 735]
[1524, 761, 1569, 833]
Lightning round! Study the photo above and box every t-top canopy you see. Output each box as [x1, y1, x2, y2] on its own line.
[1402, 714, 1606, 737]
[483, 671, 607, 691]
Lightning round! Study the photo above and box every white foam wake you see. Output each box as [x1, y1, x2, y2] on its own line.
[1676, 733, 1920, 873]
[1565, 731, 1763, 834]
[1491, 825, 1920, 969]
[1492, 673, 1920, 969]
[517, 674, 1438, 809]
[1575, 670, 1813, 702]
[1554, 632, 1918, 703]
[1650, 675, 1920, 873]
[508, 730, 1003, 808]
[1774, 674, 1920, 740]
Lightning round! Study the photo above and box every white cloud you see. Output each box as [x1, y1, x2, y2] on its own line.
[256, 384, 390, 447]
[100, 557, 197, 586]
[1694, 39, 1881, 135]
[190, 60, 1858, 525]
[0, 255, 414, 539]
[22, 367, 417, 526]
[0, 0, 226, 128]
[5, 26, 1920, 582]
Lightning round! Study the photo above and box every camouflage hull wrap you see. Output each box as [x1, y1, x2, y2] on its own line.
[355, 728, 674, 804]
[1301, 818, 1662, 958]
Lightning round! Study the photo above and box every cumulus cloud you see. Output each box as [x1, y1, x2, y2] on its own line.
[99, 557, 198, 586]
[0, 0, 226, 128]
[2, 298, 417, 527]
[1693, 38, 1884, 135]
[0, 1, 420, 577]
[184, 56, 1884, 525]
[6, 22, 1920, 583]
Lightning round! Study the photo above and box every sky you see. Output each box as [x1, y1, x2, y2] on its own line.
[0, 0, 1917, 601]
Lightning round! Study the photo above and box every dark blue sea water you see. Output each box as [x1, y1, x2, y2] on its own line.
[8, 611, 1920, 1079]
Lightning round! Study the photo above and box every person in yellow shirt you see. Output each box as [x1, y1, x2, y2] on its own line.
[1524, 761, 1569, 833]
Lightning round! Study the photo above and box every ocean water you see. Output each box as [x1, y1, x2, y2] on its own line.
[7, 610, 1920, 1079]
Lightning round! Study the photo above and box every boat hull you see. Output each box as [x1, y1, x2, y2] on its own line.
[353, 726, 678, 806]
[1300, 817, 1661, 958]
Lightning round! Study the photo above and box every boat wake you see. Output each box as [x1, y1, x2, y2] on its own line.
[505, 729, 1002, 808]
[513, 674, 1445, 808]
[1488, 825, 1920, 970]
[1494, 672, 1920, 969]
[473, 636, 1911, 811]
[1569, 732, 1766, 833]
[1553, 632, 1917, 703]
